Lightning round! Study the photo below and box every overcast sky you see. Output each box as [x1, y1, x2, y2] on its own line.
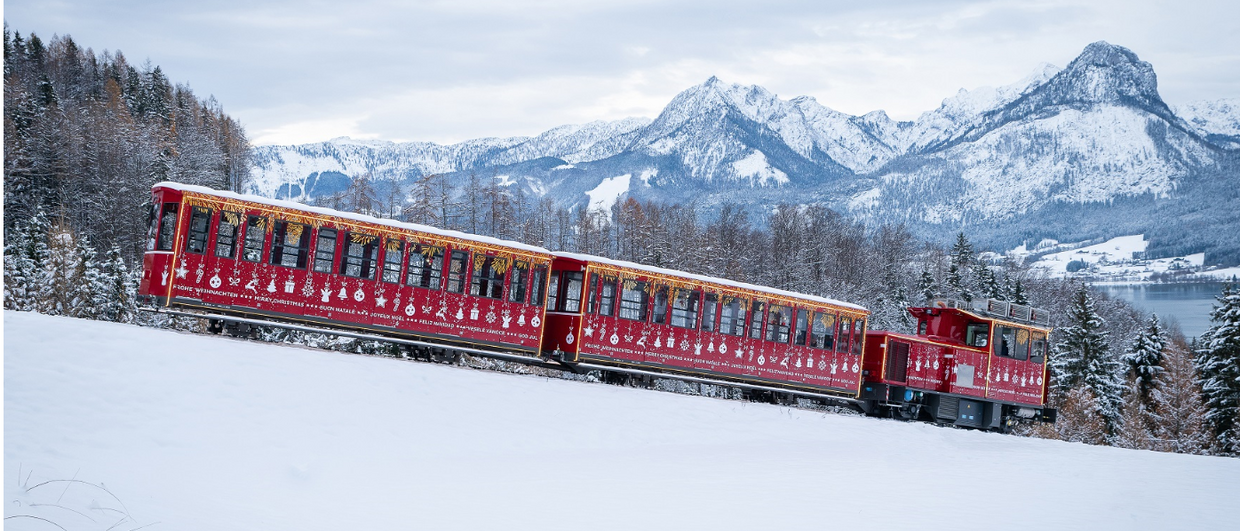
[7, 1, 1238, 146]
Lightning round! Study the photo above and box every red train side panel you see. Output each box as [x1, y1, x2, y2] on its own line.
[139, 182, 553, 353]
[543, 252, 871, 396]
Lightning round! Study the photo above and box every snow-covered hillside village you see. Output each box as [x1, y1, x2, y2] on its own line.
[6, 4, 1240, 529]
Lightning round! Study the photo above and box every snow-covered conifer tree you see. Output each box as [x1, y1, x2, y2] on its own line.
[38, 220, 81, 316]
[69, 234, 103, 319]
[947, 233, 973, 301]
[1051, 286, 1126, 434]
[917, 268, 937, 305]
[97, 246, 137, 323]
[1125, 314, 1166, 405]
[1196, 284, 1240, 454]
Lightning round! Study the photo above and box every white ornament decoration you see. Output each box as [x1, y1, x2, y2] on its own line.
[195, 268, 205, 284]
[455, 308, 464, 320]
[720, 343, 728, 354]
[852, 362, 859, 373]
[320, 287, 332, 302]
[517, 313, 526, 326]
[502, 312, 512, 329]
[353, 288, 365, 302]
[175, 264, 189, 279]
[284, 280, 295, 293]
[531, 316, 541, 327]
[267, 280, 277, 293]
[654, 336, 662, 348]
[245, 279, 258, 292]
[337, 287, 348, 299]
[583, 326, 594, 337]
[566, 332, 575, 345]
[209, 274, 222, 289]
[758, 354, 766, 366]
[470, 307, 479, 320]
[375, 294, 388, 308]
[610, 333, 620, 345]
[405, 303, 417, 316]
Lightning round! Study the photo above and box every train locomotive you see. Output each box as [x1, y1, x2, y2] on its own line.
[138, 182, 1056, 430]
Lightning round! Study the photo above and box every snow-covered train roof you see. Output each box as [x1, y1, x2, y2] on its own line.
[553, 251, 868, 313]
[154, 182, 552, 256]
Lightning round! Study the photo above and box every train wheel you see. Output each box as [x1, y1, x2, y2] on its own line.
[206, 319, 224, 335]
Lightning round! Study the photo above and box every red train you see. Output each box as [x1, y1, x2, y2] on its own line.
[139, 182, 1055, 429]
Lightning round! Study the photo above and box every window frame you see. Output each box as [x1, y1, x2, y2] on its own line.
[508, 261, 530, 303]
[340, 231, 380, 280]
[719, 296, 747, 337]
[701, 293, 719, 333]
[811, 311, 837, 350]
[619, 279, 648, 321]
[558, 271, 584, 313]
[749, 302, 767, 340]
[155, 202, 180, 252]
[185, 206, 212, 254]
[530, 265, 549, 306]
[214, 211, 241, 259]
[312, 227, 338, 274]
[651, 285, 670, 325]
[597, 276, 618, 317]
[381, 238, 404, 284]
[240, 214, 268, 263]
[446, 250, 470, 293]
[270, 220, 311, 269]
[469, 253, 507, 300]
[792, 308, 809, 346]
[670, 289, 701, 329]
[405, 244, 444, 290]
[766, 304, 792, 344]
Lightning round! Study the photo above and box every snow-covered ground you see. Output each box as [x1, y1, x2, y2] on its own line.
[1014, 234, 1240, 282]
[6, 311, 1239, 530]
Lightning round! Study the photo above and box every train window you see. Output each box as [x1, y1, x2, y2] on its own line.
[852, 318, 866, 355]
[241, 215, 267, 262]
[1030, 333, 1048, 364]
[651, 285, 669, 325]
[547, 272, 560, 310]
[670, 289, 701, 329]
[406, 244, 444, 289]
[701, 293, 719, 332]
[146, 202, 158, 252]
[598, 277, 617, 317]
[313, 228, 338, 273]
[270, 220, 310, 269]
[619, 279, 648, 321]
[530, 265, 549, 306]
[586, 274, 601, 314]
[811, 312, 836, 350]
[470, 254, 506, 300]
[767, 305, 792, 343]
[720, 297, 747, 336]
[215, 211, 241, 259]
[749, 302, 766, 339]
[559, 271, 584, 312]
[446, 250, 469, 293]
[965, 323, 990, 348]
[1014, 327, 1030, 361]
[996, 326, 1029, 361]
[155, 202, 179, 251]
[341, 232, 380, 279]
[793, 308, 809, 346]
[186, 207, 212, 254]
[508, 261, 529, 303]
[839, 315, 853, 353]
[381, 239, 404, 283]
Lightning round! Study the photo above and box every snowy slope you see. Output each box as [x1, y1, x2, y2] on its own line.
[6, 311, 1240, 531]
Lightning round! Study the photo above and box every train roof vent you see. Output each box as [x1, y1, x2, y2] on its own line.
[931, 298, 1050, 327]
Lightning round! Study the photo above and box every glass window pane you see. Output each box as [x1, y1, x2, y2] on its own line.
[313, 228, 337, 273]
[619, 279, 648, 321]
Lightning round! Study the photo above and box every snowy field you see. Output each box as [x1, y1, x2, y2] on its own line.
[1012, 234, 1240, 282]
[6, 311, 1240, 530]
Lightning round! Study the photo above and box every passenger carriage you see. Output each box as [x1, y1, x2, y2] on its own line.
[543, 252, 871, 396]
[139, 182, 554, 354]
[860, 299, 1057, 429]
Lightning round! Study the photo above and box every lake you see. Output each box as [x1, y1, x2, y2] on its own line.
[1095, 282, 1232, 340]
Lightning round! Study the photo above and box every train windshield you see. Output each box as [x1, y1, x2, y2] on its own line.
[965, 322, 990, 348]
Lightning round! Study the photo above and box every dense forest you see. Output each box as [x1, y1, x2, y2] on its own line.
[4, 28, 1238, 457]
[3, 25, 250, 264]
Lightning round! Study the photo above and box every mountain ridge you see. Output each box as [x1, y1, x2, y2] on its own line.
[249, 41, 1240, 264]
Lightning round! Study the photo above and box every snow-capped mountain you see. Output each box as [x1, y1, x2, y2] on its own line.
[249, 41, 1240, 264]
